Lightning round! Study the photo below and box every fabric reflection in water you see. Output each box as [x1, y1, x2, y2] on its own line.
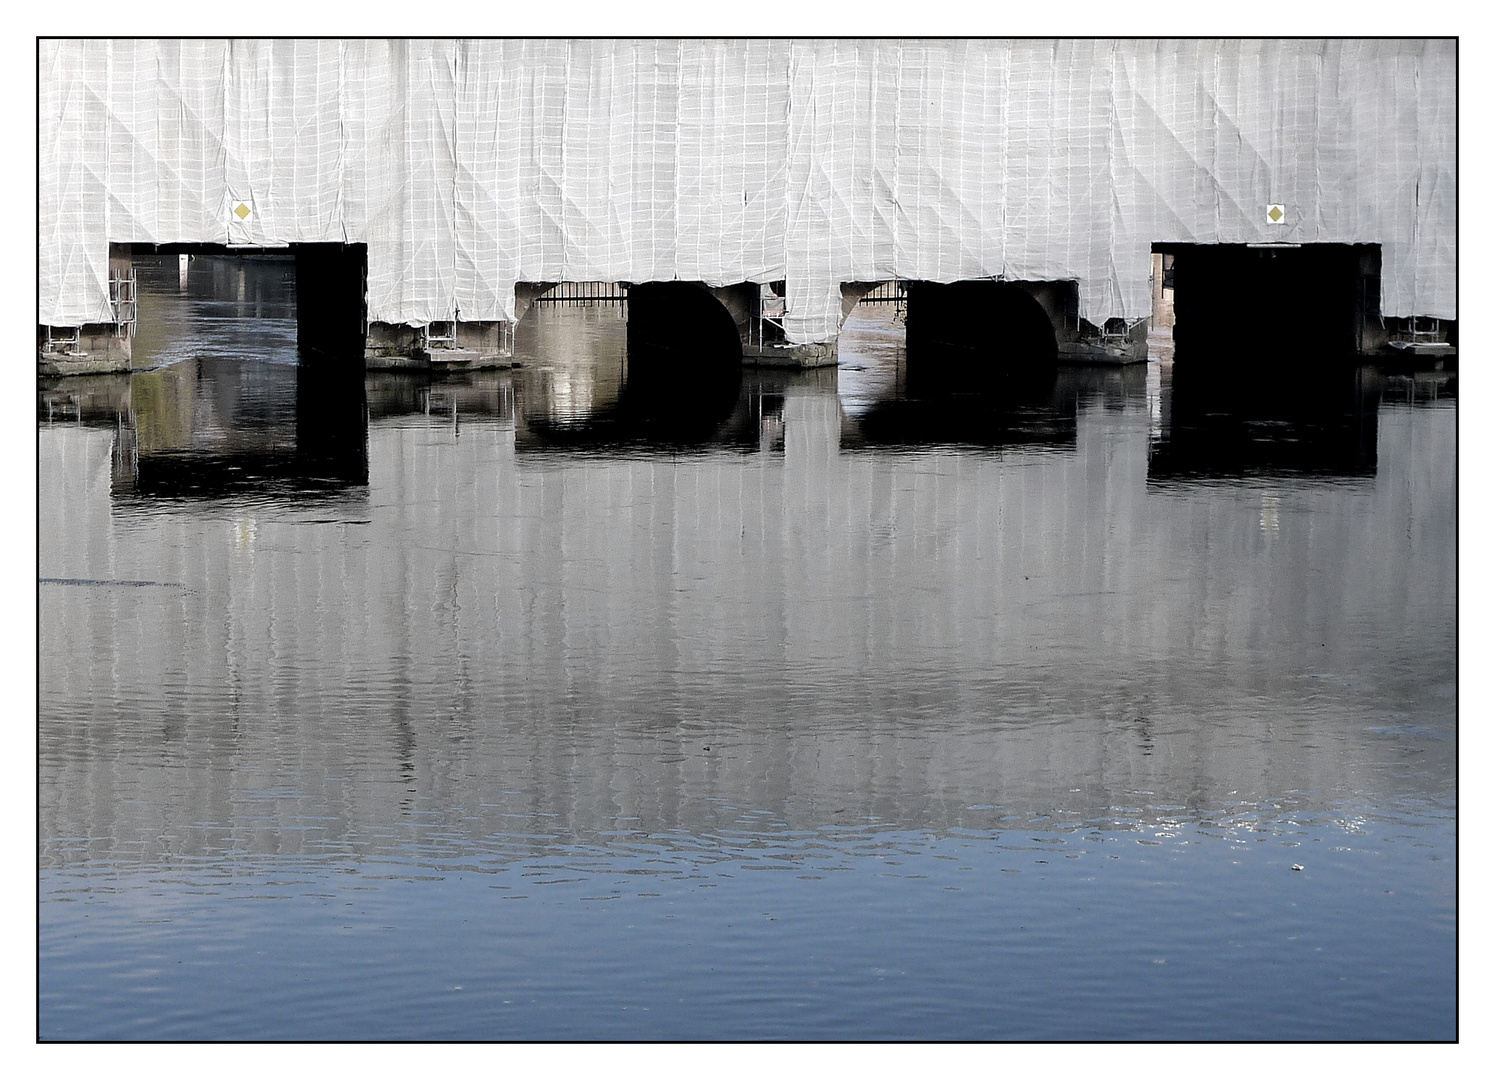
[38, 291, 1455, 1041]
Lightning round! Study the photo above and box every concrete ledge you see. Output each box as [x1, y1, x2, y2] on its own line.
[366, 349, 518, 372]
[1058, 341, 1150, 365]
[743, 340, 838, 368]
[366, 320, 517, 371]
[365, 353, 429, 372]
[38, 352, 133, 377]
[426, 348, 517, 372]
[1386, 341, 1456, 358]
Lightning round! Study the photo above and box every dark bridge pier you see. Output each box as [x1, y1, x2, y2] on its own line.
[1162, 243, 1390, 364]
[294, 243, 369, 362]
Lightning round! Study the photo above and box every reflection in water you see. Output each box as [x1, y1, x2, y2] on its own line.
[38, 289, 1455, 1040]
[366, 370, 516, 423]
[1150, 361, 1388, 483]
[845, 363, 1076, 452]
[41, 253, 368, 502]
[106, 358, 368, 499]
[524, 349, 746, 450]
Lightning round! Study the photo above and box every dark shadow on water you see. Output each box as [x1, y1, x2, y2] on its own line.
[1149, 361, 1383, 484]
[294, 354, 370, 486]
[844, 354, 1077, 453]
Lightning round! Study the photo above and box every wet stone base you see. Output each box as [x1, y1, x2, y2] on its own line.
[1058, 340, 1150, 365]
[742, 340, 839, 368]
[39, 352, 133, 377]
[427, 349, 518, 372]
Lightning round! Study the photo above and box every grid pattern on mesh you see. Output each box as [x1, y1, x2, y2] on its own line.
[39, 39, 1456, 333]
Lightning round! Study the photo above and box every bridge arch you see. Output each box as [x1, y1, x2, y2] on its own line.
[625, 281, 745, 363]
[903, 280, 1061, 388]
[616, 282, 744, 440]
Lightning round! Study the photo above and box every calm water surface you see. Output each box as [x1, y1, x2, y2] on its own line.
[38, 255, 1456, 1040]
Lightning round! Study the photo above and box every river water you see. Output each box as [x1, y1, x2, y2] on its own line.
[38, 254, 1456, 1041]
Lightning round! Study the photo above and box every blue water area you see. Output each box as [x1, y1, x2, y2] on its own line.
[41, 801, 1453, 1041]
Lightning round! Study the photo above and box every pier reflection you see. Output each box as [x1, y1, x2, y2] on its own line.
[1148, 361, 1388, 483]
[42, 338, 1453, 515]
[39, 357, 369, 501]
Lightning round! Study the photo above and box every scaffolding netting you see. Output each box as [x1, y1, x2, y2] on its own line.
[39, 39, 1457, 340]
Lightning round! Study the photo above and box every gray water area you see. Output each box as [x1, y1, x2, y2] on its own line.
[38, 255, 1456, 1041]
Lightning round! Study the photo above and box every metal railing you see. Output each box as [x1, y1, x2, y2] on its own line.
[752, 290, 789, 350]
[1409, 316, 1442, 343]
[532, 281, 629, 306]
[43, 325, 81, 355]
[858, 280, 905, 303]
[1099, 317, 1146, 346]
[857, 279, 907, 319]
[419, 319, 515, 355]
[421, 320, 457, 351]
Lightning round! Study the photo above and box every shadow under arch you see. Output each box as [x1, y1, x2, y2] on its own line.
[620, 282, 744, 442]
[903, 280, 1060, 395]
[625, 282, 744, 362]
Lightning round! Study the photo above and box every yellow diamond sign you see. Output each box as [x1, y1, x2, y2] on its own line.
[1266, 204, 1285, 224]
[234, 202, 252, 220]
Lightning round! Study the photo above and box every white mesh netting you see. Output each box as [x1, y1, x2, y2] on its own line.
[39, 39, 1456, 340]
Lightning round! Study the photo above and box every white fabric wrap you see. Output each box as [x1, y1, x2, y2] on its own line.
[39, 39, 1457, 338]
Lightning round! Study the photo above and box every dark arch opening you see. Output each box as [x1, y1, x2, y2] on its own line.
[1161, 243, 1375, 364]
[619, 282, 743, 442]
[903, 280, 1059, 396]
[626, 282, 743, 361]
